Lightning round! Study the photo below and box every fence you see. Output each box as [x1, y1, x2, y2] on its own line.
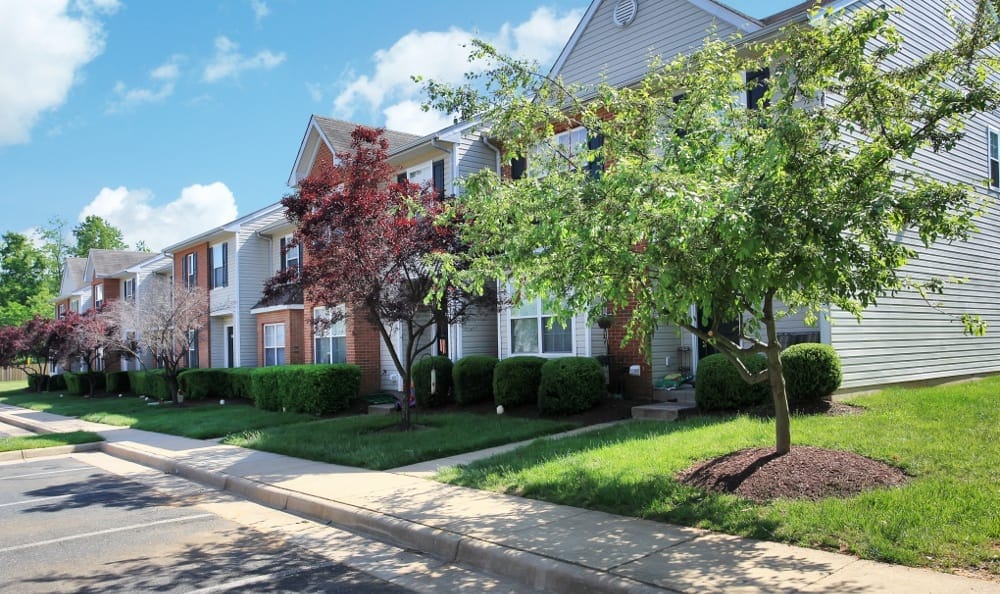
[0, 365, 50, 382]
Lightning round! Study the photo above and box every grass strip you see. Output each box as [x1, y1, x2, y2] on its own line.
[0, 431, 104, 452]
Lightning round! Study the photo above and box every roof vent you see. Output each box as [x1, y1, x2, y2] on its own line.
[612, 0, 638, 27]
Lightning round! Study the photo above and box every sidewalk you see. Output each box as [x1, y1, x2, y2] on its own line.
[1, 404, 996, 593]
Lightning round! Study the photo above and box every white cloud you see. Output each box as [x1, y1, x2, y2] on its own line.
[306, 82, 324, 102]
[107, 56, 182, 113]
[250, 0, 269, 25]
[0, 0, 118, 146]
[78, 183, 239, 252]
[203, 35, 285, 82]
[332, 7, 582, 135]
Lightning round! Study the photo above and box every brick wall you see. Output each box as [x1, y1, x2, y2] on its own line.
[606, 300, 653, 399]
[174, 243, 211, 368]
[256, 309, 304, 366]
[303, 298, 382, 395]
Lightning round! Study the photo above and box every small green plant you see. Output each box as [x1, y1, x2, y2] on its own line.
[695, 353, 769, 411]
[452, 355, 499, 405]
[493, 356, 547, 407]
[781, 343, 842, 403]
[538, 357, 605, 415]
[412, 356, 454, 408]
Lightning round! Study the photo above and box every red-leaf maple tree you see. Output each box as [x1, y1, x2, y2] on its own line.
[267, 126, 495, 428]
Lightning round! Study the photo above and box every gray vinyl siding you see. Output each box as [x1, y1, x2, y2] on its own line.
[209, 237, 236, 316]
[237, 210, 287, 368]
[556, 0, 740, 89]
[827, 0, 1000, 388]
[497, 306, 595, 359]
[457, 307, 498, 358]
[651, 324, 689, 380]
[209, 315, 232, 369]
[380, 327, 401, 391]
[454, 134, 498, 192]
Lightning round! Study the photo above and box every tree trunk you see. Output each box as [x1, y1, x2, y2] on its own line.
[165, 372, 179, 404]
[400, 369, 411, 429]
[766, 345, 791, 455]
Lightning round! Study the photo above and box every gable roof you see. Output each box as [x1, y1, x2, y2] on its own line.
[161, 200, 286, 253]
[287, 115, 421, 186]
[58, 257, 88, 298]
[86, 249, 156, 281]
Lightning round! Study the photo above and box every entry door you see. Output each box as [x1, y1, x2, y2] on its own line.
[226, 326, 235, 368]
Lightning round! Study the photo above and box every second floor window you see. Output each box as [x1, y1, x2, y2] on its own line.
[210, 242, 228, 288]
[280, 236, 301, 272]
[989, 128, 999, 190]
[183, 253, 197, 288]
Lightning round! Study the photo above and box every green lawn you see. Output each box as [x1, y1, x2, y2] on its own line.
[224, 413, 579, 470]
[437, 378, 1000, 575]
[0, 431, 104, 452]
[0, 389, 315, 439]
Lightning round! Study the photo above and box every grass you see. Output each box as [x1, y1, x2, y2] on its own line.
[0, 389, 315, 439]
[0, 431, 104, 452]
[436, 378, 1000, 575]
[224, 413, 579, 470]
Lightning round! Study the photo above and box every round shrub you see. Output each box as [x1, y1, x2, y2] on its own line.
[780, 343, 842, 403]
[452, 355, 499, 405]
[695, 353, 770, 411]
[412, 356, 454, 408]
[26, 374, 47, 392]
[493, 356, 547, 407]
[47, 374, 67, 391]
[538, 357, 605, 415]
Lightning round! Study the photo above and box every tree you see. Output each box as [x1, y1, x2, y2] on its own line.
[102, 277, 207, 403]
[0, 316, 58, 388]
[267, 126, 495, 429]
[39, 216, 71, 294]
[71, 215, 127, 257]
[51, 311, 112, 396]
[0, 232, 53, 325]
[424, 4, 1000, 454]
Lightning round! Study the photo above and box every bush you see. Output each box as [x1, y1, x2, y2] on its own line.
[695, 353, 770, 411]
[538, 357, 605, 415]
[47, 374, 67, 391]
[412, 356, 454, 408]
[63, 372, 83, 395]
[452, 355, 499, 405]
[493, 356, 547, 407]
[27, 374, 47, 392]
[250, 364, 361, 415]
[106, 371, 130, 394]
[178, 369, 255, 400]
[127, 369, 173, 401]
[781, 343, 842, 403]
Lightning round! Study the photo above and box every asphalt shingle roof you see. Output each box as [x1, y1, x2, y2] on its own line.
[61, 257, 88, 294]
[89, 249, 156, 277]
[312, 115, 420, 154]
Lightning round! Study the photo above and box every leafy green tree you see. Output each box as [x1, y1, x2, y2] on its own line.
[39, 216, 70, 293]
[0, 232, 53, 324]
[425, 4, 1000, 454]
[71, 215, 127, 257]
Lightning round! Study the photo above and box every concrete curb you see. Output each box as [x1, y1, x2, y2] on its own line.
[0, 412, 60, 435]
[98, 439, 663, 593]
[0, 441, 102, 462]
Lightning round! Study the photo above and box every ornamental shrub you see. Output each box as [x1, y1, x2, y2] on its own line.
[106, 371, 130, 394]
[780, 343, 842, 403]
[412, 356, 454, 408]
[127, 369, 173, 401]
[178, 368, 255, 400]
[62, 372, 83, 395]
[493, 356, 547, 407]
[27, 374, 47, 392]
[695, 353, 770, 411]
[47, 374, 67, 391]
[250, 364, 360, 415]
[452, 355, 498, 405]
[537, 357, 605, 415]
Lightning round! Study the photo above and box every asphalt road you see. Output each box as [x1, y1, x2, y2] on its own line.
[0, 456, 412, 593]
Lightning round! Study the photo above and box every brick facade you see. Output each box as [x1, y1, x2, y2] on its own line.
[174, 243, 211, 369]
[606, 301, 653, 399]
[256, 309, 304, 366]
[303, 299, 382, 395]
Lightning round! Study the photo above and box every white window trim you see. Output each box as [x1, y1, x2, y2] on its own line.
[313, 306, 347, 364]
[508, 297, 575, 357]
[211, 242, 227, 288]
[399, 159, 434, 185]
[263, 323, 286, 366]
[94, 284, 104, 308]
[988, 127, 999, 190]
[283, 234, 300, 271]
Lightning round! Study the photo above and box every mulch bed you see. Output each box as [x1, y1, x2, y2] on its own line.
[677, 446, 909, 503]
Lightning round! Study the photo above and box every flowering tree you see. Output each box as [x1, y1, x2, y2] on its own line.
[51, 311, 112, 396]
[0, 317, 58, 389]
[425, 3, 1000, 454]
[102, 278, 207, 403]
[267, 126, 495, 429]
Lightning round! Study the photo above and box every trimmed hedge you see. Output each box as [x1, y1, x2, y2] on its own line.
[538, 357, 605, 415]
[127, 369, 173, 401]
[62, 372, 105, 396]
[47, 374, 67, 391]
[27, 374, 47, 392]
[250, 364, 360, 415]
[493, 356, 547, 407]
[179, 368, 255, 400]
[781, 343, 842, 403]
[412, 356, 454, 408]
[106, 371, 130, 394]
[453, 355, 499, 405]
[695, 353, 770, 411]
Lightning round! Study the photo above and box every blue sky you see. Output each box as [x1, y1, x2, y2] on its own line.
[0, 0, 800, 251]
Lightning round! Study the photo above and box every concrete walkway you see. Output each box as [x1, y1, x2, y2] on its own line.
[0, 403, 996, 593]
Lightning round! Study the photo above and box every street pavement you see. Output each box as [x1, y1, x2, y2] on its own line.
[0, 403, 997, 593]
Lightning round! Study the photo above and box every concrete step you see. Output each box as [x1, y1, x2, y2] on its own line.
[368, 403, 397, 415]
[652, 387, 696, 404]
[631, 402, 697, 421]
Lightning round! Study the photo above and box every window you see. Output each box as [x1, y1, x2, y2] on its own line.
[989, 128, 999, 190]
[210, 242, 228, 288]
[183, 252, 197, 288]
[746, 68, 770, 110]
[94, 284, 104, 309]
[187, 329, 199, 369]
[264, 323, 286, 366]
[530, 127, 602, 178]
[123, 278, 135, 302]
[280, 236, 301, 272]
[57, 303, 66, 319]
[314, 306, 347, 364]
[510, 298, 572, 354]
[70, 299, 79, 313]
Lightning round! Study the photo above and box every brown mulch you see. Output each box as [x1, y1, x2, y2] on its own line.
[677, 446, 909, 503]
